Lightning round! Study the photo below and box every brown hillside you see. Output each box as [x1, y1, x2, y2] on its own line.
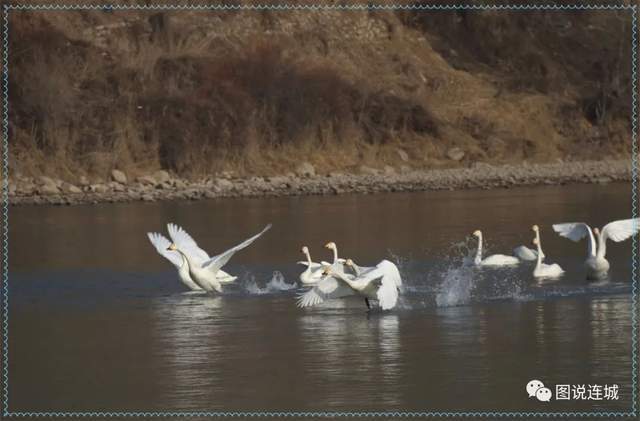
[6, 3, 634, 181]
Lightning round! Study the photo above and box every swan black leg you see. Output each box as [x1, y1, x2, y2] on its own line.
[365, 298, 371, 309]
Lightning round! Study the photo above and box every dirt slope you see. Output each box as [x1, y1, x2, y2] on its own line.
[6, 2, 634, 182]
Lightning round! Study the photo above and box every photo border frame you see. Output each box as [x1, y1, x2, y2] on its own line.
[1, 2, 638, 418]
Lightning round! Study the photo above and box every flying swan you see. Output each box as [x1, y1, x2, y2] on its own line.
[472, 230, 520, 267]
[165, 224, 272, 293]
[553, 218, 639, 280]
[531, 225, 564, 279]
[147, 223, 237, 291]
[297, 260, 402, 310]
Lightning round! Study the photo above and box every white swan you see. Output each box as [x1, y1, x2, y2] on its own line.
[472, 230, 520, 267]
[345, 258, 369, 276]
[297, 246, 324, 285]
[553, 218, 639, 280]
[147, 224, 237, 290]
[346, 258, 402, 289]
[297, 260, 401, 310]
[531, 226, 564, 279]
[513, 226, 544, 261]
[323, 242, 347, 268]
[167, 224, 272, 293]
[147, 232, 203, 291]
[296, 265, 356, 308]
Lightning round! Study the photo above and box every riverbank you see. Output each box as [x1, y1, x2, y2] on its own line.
[6, 159, 633, 206]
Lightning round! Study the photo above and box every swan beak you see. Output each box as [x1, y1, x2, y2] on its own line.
[167, 243, 177, 251]
[324, 243, 331, 249]
[346, 259, 353, 266]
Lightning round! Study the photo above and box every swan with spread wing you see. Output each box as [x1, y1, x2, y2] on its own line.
[151, 223, 271, 292]
[553, 218, 639, 280]
[297, 259, 402, 310]
[148, 223, 238, 291]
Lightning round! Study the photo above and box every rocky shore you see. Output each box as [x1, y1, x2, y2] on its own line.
[5, 160, 634, 206]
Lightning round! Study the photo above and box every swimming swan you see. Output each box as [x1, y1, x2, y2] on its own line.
[553, 218, 639, 280]
[531, 226, 564, 279]
[166, 224, 272, 293]
[298, 246, 324, 285]
[473, 230, 520, 267]
[513, 226, 544, 262]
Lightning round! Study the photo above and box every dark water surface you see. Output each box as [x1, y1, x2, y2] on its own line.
[7, 183, 637, 413]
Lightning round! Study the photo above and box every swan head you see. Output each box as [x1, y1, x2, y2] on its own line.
[167, 243, 177, 251]
[593, 227, 600, 235]
[472, 230, 482, 237]
[301, 246, 309, 254]
[321, 264, 333, 276]
[324, 242, 336, 250]
[345, 258, 354, 267]
[532, 225, 539, 232]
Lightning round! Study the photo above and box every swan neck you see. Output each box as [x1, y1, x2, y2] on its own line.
[475, 235, 483, 264]
[176, 248, 195, 270]
[535, 236, 543, 267]
[332, 247, 339, 264]
[304, 249, 312, 266]
[334, 271, 353, 287]
[595, 232, 607, 259]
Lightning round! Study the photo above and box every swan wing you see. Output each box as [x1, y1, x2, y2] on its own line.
[201, 224, 272, 273]
[297, 261, 323, 270]
[552, 222, 596, 256]
[481, 254, 520, 266]
[167, 223, 210, 262]
[296, 276, 354, 308]
[601, 218, 640, 243]
[147, 232, 183, 268]
[513, 245, 538, 261]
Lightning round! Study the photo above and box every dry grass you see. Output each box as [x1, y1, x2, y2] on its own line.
[7, 8, 633, 181]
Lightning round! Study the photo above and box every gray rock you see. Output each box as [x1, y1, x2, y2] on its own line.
[447, 147, 465, 161]
[89, 184, 109, 194]
[359, 165, 379, 176]
[397, 149, 409, 162]
[111, 169, 127, 184]
[296, 162, 316, 177]
[38, 176, 55, 186]
[137, 175, 156, 185]
[153, 170, 170, 184]
[62, 183, 82, 194]
[383, 165, 396, 176]
[142, 194, 155, 202]
[38, 182, 60, 195]
[79, 176, 90, 186]
[216, 179, 234, 190]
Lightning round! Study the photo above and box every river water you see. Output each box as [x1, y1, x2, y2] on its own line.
[6, 183, 637, 413]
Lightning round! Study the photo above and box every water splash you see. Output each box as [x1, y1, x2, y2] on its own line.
[435, 264, 476, 307]
[244, 271, 297, 295]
